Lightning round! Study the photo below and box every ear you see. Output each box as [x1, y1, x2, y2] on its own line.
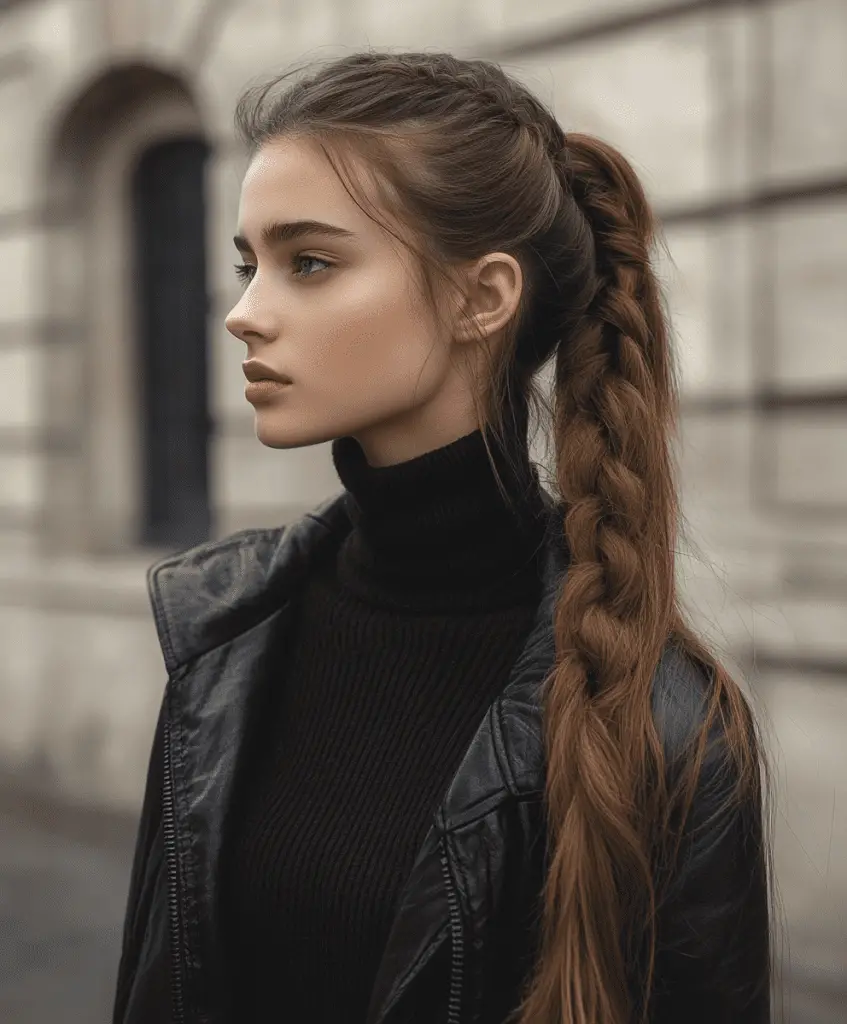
[451, 252, 523, 345]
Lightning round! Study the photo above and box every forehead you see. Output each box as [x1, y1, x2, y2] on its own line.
[238, 137, 378, 229]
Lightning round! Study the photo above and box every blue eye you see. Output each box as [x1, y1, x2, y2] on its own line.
[233, 255, 331, 287]
[292, 255, 331, 278]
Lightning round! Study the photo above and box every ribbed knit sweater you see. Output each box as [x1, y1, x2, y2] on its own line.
[219, 427, 549, 1023]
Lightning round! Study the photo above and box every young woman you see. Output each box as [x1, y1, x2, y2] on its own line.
[113, 51, 772, 1024]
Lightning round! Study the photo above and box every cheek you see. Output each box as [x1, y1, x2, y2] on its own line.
[304, 271, 438, 392]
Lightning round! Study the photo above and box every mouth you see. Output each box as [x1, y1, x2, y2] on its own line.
[242, 360, 293, 385]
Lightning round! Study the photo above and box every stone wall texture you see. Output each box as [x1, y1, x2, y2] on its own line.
[0, 0, 845, 994]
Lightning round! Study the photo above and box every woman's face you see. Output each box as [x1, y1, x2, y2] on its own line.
[225, 137, 486, 467]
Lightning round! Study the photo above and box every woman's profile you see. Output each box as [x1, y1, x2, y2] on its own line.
[113, 50, 772, 1024]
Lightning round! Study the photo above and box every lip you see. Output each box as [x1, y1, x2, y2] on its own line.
[245, 379, 291, 403]
[242, 360, 293, 384]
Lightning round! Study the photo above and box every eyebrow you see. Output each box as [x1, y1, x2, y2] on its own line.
[233, 219, 356, 253]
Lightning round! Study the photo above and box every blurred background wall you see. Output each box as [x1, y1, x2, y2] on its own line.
[0, 0, 844, 1020]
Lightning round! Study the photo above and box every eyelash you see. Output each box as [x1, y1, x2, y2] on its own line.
[233, 254, 331, 285]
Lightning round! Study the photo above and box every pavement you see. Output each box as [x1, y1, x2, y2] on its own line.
[0, 798, 134, 1024]
[0, 667, 845, 1023]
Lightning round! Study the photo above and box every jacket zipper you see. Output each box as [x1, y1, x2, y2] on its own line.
[162, 718, 188, 1024]
[439, 837, 465, 1024]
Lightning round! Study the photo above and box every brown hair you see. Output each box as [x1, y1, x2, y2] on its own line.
[233, 50, 772, 1024]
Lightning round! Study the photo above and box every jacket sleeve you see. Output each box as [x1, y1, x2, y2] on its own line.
[650, 677, 772, 1023]
[112, 690, 173, 1024]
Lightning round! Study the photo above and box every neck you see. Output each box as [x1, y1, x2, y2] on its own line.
[329, 427, 549, 613]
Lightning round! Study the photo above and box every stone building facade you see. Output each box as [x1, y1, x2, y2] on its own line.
[0, 0, 844, 835]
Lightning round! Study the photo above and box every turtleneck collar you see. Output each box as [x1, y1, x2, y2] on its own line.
[328, 427, 549, 613]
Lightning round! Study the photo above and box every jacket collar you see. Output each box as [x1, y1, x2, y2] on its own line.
[146, 490, 345, 677]
[147, 486, 568, 684]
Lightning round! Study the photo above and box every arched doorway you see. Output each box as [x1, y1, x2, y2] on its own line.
[40, 64, 211, 556]
[131, 137, 212, 548]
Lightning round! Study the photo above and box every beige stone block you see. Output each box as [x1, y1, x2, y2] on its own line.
[191, 80, 240, 157]
[0, 604, 49, 769]
[751, 598, 847, 663]
[655, 218, 757, 398]
[772, 416, 847, 508]
[194, 0, 357, 149]
[40, 221, 88, 326]
[707, 217, 757, 395]
[345, 0, 463, 48]
[0, 230, 44, 323]
[23, 0, 94, 83]
[141, 0, 209, 58]
[198, 0, 313, 122]
[676, 525, 786, 652]
[772, 201, 847, 388]
[709, 6, 758, 195]
[464, 0, 681, 40]
[206, 149, 251, 300]
[0, 549, 155, 617]
[1, 0, 101, 141]
[37, 605, 165, 811]
[764, 670, 847, 976]
[677, 409, 757, 511]
[0, 343, 43, 431]
[658, 224, 712, 393]
[215, 500, 315, 539]
[0, 451, 41, 514]
[40, 334, 87, 436]
[212, 429, 341, 510]
[0, 69, 41, 213]
[279, 0, 345, 53]
[512, 16, 714, 208]
[209, 315, 251, 423]
[0, 3, 32, 48]
[766, 0, 847, 184]
[781, 540, 847, 596]
[40, 447, 90, 554]
[0, 524, 40, 563]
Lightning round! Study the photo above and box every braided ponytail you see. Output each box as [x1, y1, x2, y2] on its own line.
[510, 133, 765, 1024]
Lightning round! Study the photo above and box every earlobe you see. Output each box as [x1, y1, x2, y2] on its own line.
[453, 308, 486, 344]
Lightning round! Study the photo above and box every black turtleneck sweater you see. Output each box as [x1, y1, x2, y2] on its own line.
[220, 428, 548, 1022]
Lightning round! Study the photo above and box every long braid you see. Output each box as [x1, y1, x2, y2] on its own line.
[513, 133, 682, 1024]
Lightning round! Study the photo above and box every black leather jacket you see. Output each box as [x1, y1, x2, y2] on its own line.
[113, 491, 771, 1024]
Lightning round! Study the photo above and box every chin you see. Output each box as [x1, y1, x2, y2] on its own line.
[253, 419, 338, 451]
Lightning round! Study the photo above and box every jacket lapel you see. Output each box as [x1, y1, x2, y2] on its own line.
[147, 494, 350, 1019]
[164, 605, 295, 1021]
[364, 822, 452, 1024]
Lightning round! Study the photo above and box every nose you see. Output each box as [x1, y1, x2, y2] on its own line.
[225, 294, 277, 344]
[224, 308, 252, 342]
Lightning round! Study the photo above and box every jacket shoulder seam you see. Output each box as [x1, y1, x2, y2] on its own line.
[443, 785, 541, 835]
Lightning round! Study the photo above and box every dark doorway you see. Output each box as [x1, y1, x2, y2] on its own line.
[131, 136, 212, 549]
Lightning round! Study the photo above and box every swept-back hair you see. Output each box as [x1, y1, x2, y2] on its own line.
[233, 50, 772, 1024]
